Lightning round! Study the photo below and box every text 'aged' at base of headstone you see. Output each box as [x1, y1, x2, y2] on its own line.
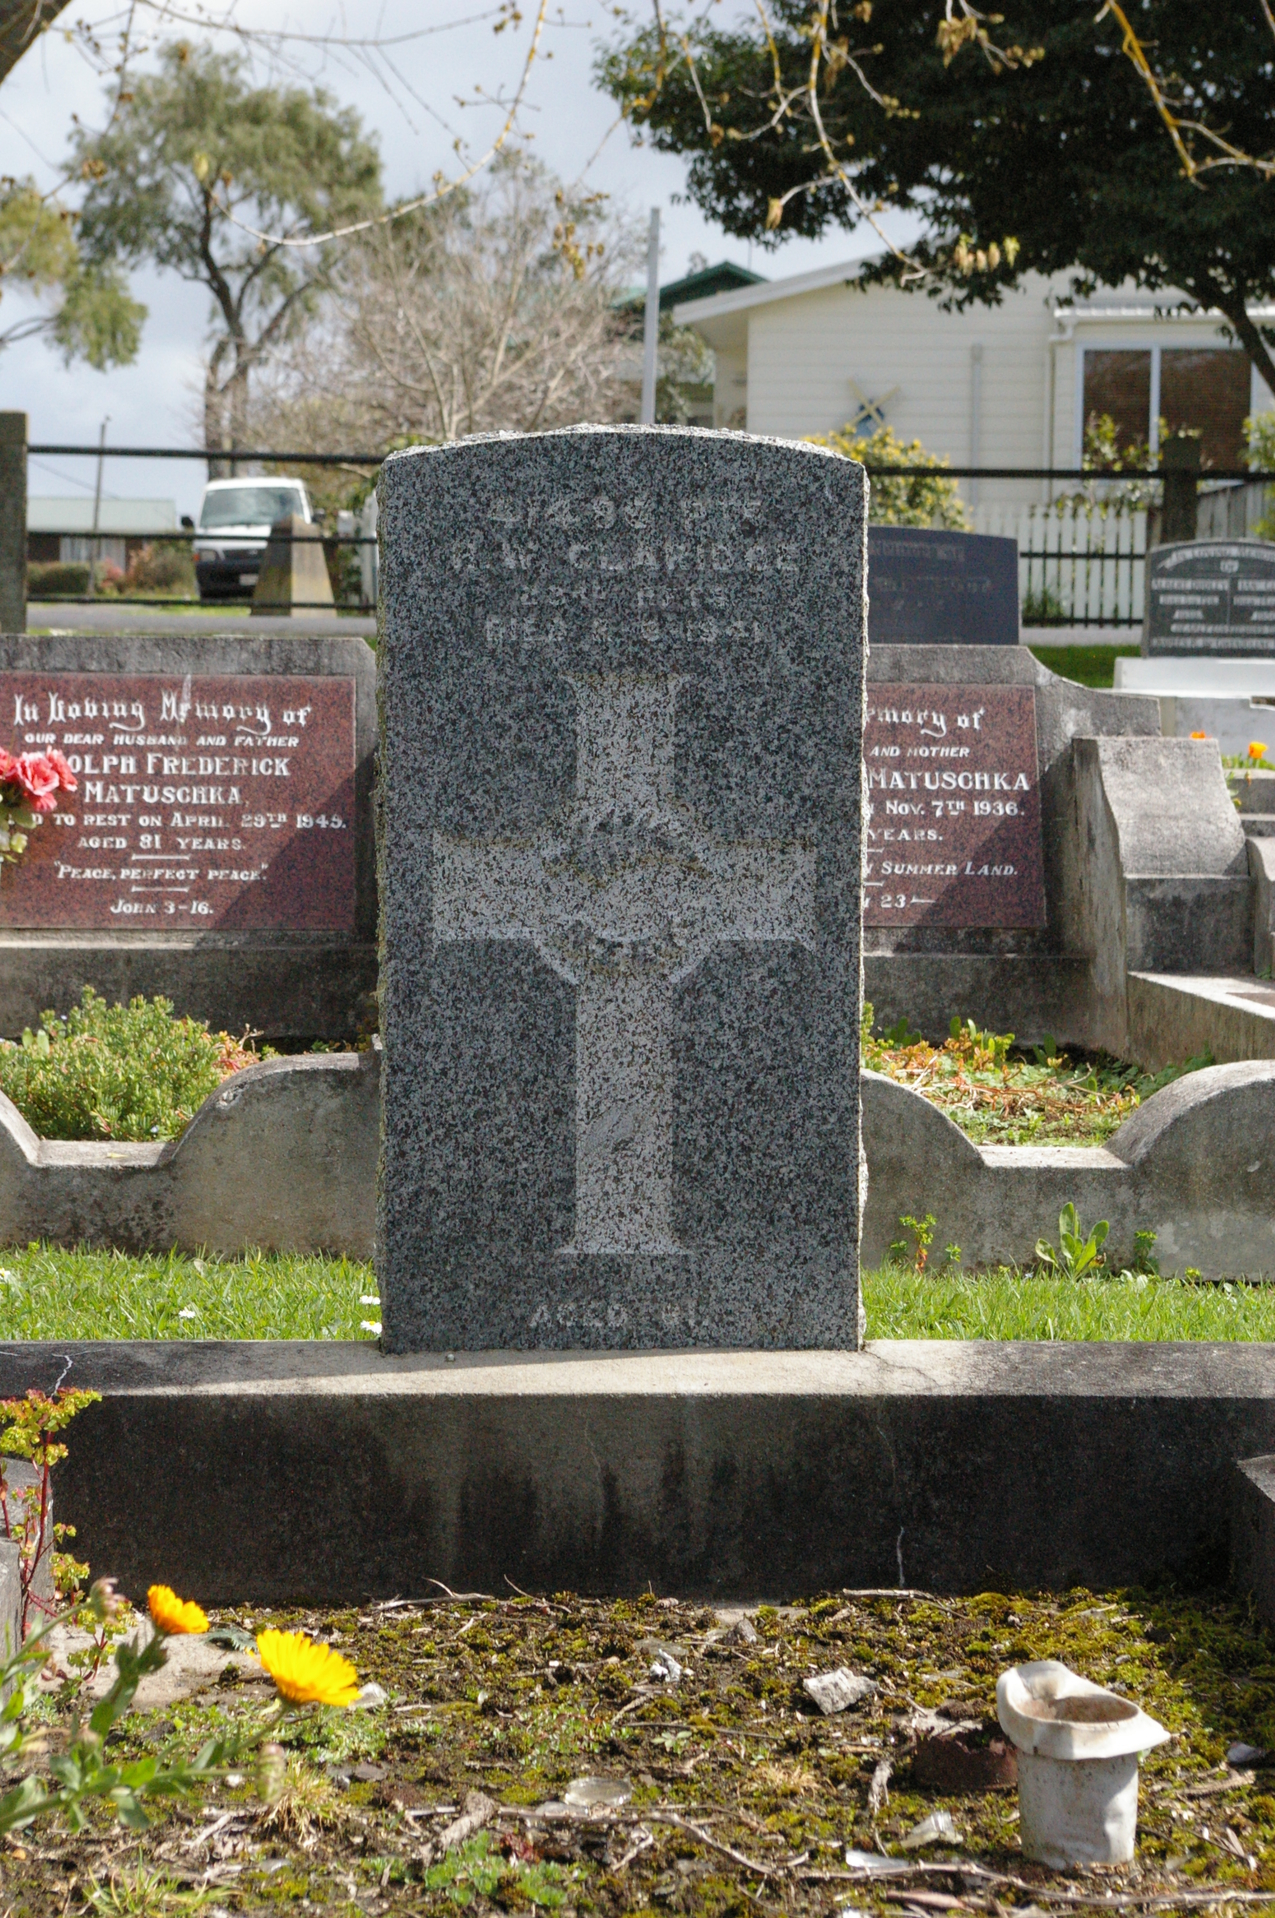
[376, 425, 867, 1352]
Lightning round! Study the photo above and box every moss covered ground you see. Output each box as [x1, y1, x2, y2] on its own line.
[14, 1587, 1275, 1915]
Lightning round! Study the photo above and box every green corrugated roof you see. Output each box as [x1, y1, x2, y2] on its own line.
[618, 260, 767, 313]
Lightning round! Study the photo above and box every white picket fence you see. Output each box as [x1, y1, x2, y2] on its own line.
[969, 482, 1273, 628]
[970, 500, 1147, 628]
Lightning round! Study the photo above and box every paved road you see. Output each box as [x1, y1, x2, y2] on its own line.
[28, 601, 376, 639]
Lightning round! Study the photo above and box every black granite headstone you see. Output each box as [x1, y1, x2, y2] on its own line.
[867, 527, 1019, 645]
[1145, 540, 1275, 655]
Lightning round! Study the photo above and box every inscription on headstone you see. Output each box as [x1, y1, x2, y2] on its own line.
[0, 671, 356, 930]
[867, 526, 1019, 645]
[1145, 540, 1275, 654]
[377, 426, 866, 1351]
[863, 683, 1045, 927]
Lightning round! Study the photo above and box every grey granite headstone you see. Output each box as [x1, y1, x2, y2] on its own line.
[1145, 540, 1275, 654]
[376, 426, 866, 1351]
[867, 527, 1019, 645]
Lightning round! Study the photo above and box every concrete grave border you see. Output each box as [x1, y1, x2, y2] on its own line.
[1, 1050, 1273, 1279]
[0, 1052, 379, 1259]
[9, 1337, 1275, 1602]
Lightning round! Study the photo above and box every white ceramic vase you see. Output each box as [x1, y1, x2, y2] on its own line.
[997, 1659, 1170, 1868]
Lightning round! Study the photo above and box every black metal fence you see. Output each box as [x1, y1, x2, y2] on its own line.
[22, 442, 1275, 623]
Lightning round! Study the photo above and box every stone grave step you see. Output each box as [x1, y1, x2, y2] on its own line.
[1240, 813, 1275, 838]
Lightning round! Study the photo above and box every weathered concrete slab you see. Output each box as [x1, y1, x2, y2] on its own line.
[1072, 736, 1252, 1055]
[1127, 974, 1275, 1074]
[860, 1060, 1275, 1277]
[9, 1339, 1275, 1603]
[1252, 841, 1275, 978]
[252, 515, 336, 617]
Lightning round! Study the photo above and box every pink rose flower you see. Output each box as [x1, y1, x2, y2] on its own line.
[45, 748, 77, 792]
[14, 754, 61, 812]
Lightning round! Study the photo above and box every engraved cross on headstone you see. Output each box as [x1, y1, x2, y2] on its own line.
[433, 674, 816, 1256]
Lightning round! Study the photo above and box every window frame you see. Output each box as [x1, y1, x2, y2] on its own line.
[1073, 339, 1260, 468]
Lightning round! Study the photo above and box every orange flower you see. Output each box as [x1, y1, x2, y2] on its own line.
[1190, 730, 1209, 740]
[147, 1584, 209, 1634]
[256, 1628, 361, 1707]
[1250, 741, 1268, 760]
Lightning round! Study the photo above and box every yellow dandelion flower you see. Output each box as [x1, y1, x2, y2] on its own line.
[256, 1628, 361, 1708]
[147, 1584, 209, 1635]
[1250, 741, 1268, 760]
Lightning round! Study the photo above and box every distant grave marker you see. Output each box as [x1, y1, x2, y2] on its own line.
[1145, 540, 1275, 654]
[867, 527, 1019, 645]
[377, 425, 866, 1351]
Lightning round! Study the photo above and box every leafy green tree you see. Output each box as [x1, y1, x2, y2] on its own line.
[599, 3, 1275, 394]
[71, 42, 382, 453]
[0, 177, 142, 366]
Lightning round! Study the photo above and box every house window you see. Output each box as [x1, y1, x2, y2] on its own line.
[1160, 349, 1250, 467]
[1082, 350, 1151, 458]
[1081, 345, 1250, 466]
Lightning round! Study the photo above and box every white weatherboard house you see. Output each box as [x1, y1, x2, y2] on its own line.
[674, 263, 1275, 510]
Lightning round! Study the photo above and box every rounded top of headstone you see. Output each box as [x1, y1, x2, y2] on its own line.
[380, 422, 857, 472]
[1151, 538, 1275, 568]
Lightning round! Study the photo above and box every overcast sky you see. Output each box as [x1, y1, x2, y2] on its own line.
[0, 0, 911, 516]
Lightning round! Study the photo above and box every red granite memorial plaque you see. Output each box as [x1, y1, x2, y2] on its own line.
[0, 671, 356, 930]
[863, 682, 1046, 927]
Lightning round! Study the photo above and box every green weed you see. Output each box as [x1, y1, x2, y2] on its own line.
[1034, 1202, 1110, 1280]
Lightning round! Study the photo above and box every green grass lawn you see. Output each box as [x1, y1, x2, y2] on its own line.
[0, 1245, 379, 1340]
[0, 1245, 1273, 1341]
[1025, 641, 1140, 688]
[869, 1264, 1275, 1339]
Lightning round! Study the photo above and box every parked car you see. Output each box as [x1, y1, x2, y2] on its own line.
[190, 478, 314, 601]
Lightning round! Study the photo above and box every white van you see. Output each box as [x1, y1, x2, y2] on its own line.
[188, 477, 314, 601]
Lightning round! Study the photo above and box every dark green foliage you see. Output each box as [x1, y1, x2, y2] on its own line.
[0, 178, 143, 370]
[48, 263, 145, 370]
[27, 562, 90, 598]
[70, 42, 382, 446]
